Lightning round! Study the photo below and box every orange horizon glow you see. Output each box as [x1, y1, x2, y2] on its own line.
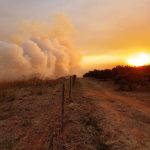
[80, 54, 123, 71]
[127, 53, 150, 67]
[81, 52, 150, 70]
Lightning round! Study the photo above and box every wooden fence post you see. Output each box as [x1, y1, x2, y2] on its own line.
[72, 75, 77, 87]
[69, 76, 72, 99]
[61, 83, 65, 130]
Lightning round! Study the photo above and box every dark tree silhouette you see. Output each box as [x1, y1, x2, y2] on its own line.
[83, 65, 150, 91]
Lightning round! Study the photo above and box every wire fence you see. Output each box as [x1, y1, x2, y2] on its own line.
[47, 75, 77, 150]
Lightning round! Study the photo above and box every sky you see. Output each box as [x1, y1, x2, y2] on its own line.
[0, 0, 150, 70]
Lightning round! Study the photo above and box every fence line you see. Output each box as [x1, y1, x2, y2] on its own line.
[61, 83, 65, 131]
[69, 76, 72, 99]
[48, 75, 76, 149]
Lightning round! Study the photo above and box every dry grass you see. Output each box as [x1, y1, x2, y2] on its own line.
[0, 77, 65, 89]
[0, 77, 121, 149]
[56, 80, 112, 150]
[21, 116, 32, 127]
[0, 89, 16, 102]
[0, 135, 17, 149]
[0, 77, 64, 150]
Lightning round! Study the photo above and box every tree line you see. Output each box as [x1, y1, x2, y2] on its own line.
[83, 65, 150, 91]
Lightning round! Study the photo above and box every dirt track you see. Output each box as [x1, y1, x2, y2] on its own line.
[79, 78, 150, 150]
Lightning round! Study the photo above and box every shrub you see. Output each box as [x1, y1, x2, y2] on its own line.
[83, 65, 150, 91]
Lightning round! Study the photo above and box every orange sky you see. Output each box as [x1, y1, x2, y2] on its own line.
[0, 0, 150, 71]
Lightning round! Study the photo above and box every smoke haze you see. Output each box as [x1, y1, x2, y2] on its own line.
[0, 14, 80, 81]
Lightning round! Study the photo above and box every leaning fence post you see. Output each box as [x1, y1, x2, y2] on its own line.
[69, 76, 72, 99]
[61, 83, 65, 130]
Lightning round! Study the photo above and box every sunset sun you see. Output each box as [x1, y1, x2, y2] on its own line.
[127, 53, 150, 67]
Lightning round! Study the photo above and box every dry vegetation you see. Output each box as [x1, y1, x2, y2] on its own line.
[0, 76, 149, 150]
[0, 77, 109, 150]
[0, 78, 65, 150]
[83, 65, 150, 91]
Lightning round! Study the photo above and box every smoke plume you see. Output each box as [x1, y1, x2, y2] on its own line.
[0, 14, 80, 81]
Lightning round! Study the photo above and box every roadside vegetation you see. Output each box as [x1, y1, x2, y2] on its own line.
[83, 65, 150, 91]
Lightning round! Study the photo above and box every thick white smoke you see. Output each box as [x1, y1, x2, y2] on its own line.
[0, 14, 80, 81]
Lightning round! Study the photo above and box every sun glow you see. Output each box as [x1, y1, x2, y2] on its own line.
[127, 53, 150, 67]
[81, 55, 119, 67]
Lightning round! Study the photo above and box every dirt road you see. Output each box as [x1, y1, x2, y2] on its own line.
[78, 78, 150, 150]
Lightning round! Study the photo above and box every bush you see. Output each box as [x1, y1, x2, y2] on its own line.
[83, 65, 150, 91]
